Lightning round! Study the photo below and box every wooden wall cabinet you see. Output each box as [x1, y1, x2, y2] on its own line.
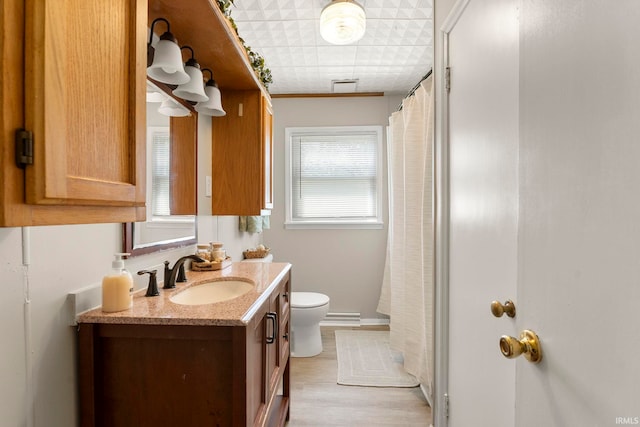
[78, 272, 291, 427]
[0, 0, 147, 226]
[148, 0, 274, 216]
[212, 90, 274, 215]
[169, 115, 197, 215]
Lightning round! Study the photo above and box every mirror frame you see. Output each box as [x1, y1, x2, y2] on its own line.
[123, 221, 197, 256]
[123, 79, 198, 256]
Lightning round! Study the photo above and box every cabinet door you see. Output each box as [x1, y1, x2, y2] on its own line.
[24, 0, 146, 207]
[278, 279, 291, 368]
[261, 95, 274, 210]
[212, 89, 274, 215]
[169, 115, 197, 215]
[246, 298, 269, 426]
[266, 285, 281, 397]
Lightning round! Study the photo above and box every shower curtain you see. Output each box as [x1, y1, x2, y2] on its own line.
[377, 74, 434, 403]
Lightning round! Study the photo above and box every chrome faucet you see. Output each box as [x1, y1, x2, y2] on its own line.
[163, 255, 206, 289]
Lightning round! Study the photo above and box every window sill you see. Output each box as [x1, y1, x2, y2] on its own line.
[284, 221, 383, 230]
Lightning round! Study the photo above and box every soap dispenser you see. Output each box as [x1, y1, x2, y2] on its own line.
[102, 253, 134, 313]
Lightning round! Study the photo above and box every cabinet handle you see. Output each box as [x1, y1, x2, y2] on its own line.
[283, 333, 289, 341]
[266, 312, 278, 344]
[282, 292, 289, 301]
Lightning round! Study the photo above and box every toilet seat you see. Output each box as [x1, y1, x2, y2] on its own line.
[291, 292, 330, 309]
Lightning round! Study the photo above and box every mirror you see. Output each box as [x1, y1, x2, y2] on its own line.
[123, 80, 198, 256]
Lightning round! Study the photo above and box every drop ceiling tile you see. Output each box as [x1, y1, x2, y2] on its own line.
[317, 46, 357, 66]
[229, 0, 433, 94]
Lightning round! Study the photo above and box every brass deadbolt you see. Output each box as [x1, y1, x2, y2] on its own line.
[499, 330, 542, 364]
[491, 300, 516, 318]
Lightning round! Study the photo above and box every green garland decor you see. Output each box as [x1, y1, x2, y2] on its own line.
[216, 0, 273, 90]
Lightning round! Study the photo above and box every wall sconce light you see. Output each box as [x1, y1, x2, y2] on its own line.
[146, 80, 168, 103]
[147, 18, 190, 85]
[172, 46, 209, 103]
[195, 69, 226, 117]
[157, 97, 191, 117]
[320, 0, 366, 45]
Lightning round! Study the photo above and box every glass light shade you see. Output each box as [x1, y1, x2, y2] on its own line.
[147, 38, 190, 85]
[172, 63, 209, 102]
[195, 84, 226, 117]
[157, 98, 191, 117]
[146, 91, 167, 103]
[146, 79, 169, 103]
[320, 0, 366, 45]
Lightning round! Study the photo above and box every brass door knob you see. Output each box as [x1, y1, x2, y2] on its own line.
[491, 300, 516, 318]
[499, 330, 542, 363]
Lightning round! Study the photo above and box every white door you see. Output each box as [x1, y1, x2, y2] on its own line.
[516, 1, 640, 425]
[444, 0, 520, 426]
[442, 0, 640, 426]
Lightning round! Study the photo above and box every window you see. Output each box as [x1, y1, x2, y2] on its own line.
[285, 126, 383, 229]
[149, 127, 170, 216]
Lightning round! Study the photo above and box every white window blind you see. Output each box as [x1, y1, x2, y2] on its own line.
[151, 130, 170, 216]
[286, 126, 383, 228]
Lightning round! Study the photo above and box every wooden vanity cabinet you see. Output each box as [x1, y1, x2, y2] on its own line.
[0, 0, 147, 226]
[249, 272, 290, 427]
[78, 272, 291, 427]
[212, 90, 274, 215]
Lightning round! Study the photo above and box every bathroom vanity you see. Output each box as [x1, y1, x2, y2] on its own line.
[76, 262, 291, 427]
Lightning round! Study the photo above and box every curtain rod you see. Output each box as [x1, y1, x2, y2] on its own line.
[397, 69, 433, 111]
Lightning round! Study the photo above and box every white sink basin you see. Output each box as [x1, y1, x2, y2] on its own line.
[170, 280, 253, 305]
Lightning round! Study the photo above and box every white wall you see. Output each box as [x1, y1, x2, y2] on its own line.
[266, 96, 401, 321]
[0, 115, 260, 426]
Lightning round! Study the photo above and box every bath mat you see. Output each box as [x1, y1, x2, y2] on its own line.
[335, 330, 419, 388]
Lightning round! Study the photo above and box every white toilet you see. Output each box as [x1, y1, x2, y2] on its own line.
[290, 291, 330, 357]
[241, 254, 330, 358]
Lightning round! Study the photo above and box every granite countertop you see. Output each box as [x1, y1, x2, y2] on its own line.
[76, 262, 291, 326]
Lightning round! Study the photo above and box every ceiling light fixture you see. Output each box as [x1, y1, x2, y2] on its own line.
[320, 0, 366, 45]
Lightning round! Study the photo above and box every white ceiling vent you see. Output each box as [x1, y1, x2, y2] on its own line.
[332, 79, 359, 93]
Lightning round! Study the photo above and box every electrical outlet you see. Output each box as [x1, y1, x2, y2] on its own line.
[206, 176, 212, 197]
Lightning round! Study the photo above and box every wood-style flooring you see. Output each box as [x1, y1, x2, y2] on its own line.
[286, 326, 432, 426]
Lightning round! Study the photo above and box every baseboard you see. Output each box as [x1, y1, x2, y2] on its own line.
[319, 312, 390, 327]
[320, 312, 360, 326]
[361, 318, 390, 326]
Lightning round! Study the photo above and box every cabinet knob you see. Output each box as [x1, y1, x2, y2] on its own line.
[282, 292, 289, 301]
[283, 333, 289, 340]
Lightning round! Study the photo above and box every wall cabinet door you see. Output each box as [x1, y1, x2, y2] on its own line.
[1, 0, 147, 226]
[261, 96, 274, 210]
[212, 90, 274, 215]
